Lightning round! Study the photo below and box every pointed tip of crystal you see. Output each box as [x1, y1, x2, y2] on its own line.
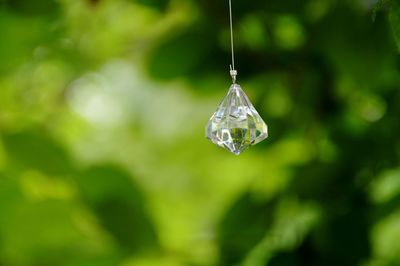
[233, 150, 242, 156]
[206, 83, 268, 155]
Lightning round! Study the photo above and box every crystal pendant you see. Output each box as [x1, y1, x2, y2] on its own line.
[206, 83, 268, 155]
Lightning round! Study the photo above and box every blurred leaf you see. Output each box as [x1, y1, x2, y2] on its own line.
[0, 174, 24, 215]
[389, 0, 400, 50]
[135, 0, 169, 11]
[268, 250, 300, 266]
[148, 27, 214, 80]
[372, 209, 400, 262]
[315, 4, 397, 92]
[238, 15, 269, 51]
[373, 0, 390, 22]
[218, 194, 274, 265]
[0, 12, 53, 73]
[2, 130, 74, 176]
[3, 0, 60, 17]
[242, 200, 320, 266]
[0, 200, 86, 266]
[273, 15, 306, 50]
[77, 165, 158, 255]
[370, 168, 400, 204]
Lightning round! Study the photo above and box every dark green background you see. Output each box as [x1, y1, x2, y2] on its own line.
[0, 0, 399, 265]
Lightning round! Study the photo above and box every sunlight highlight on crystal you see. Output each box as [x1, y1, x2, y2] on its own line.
[206, 84, 268, 155]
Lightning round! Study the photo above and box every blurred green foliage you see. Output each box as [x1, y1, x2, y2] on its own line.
[0, 0, 400, 265]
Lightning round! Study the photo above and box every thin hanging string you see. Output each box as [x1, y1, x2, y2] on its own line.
[229, 0, 237, 83]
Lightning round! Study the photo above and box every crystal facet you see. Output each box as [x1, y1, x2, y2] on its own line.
[206, 84, 268, 155]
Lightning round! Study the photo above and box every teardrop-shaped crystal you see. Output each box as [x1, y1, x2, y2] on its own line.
[206, 83, 268, 155]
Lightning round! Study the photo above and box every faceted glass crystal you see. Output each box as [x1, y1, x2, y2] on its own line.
[206, 83, 268, 155]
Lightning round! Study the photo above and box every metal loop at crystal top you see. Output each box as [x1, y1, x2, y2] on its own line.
[206, 84, 268, 155]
